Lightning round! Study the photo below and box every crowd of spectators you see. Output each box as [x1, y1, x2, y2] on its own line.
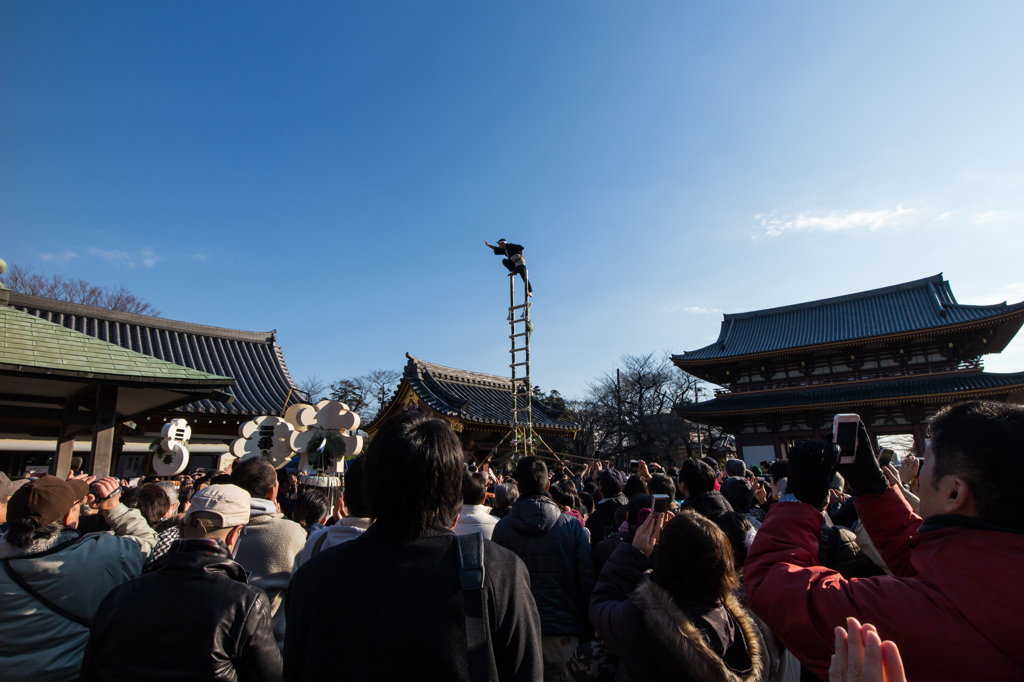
[1, 398, 1021, 681]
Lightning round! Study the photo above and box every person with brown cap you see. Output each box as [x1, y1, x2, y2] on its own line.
[79, 484, 282, 682]
[0, 472, 31, 534]
[0, 475, 157, 682]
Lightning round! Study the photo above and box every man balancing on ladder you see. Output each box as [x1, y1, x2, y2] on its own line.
[485, 239, 533, 296]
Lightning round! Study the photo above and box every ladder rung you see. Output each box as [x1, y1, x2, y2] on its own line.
[510, 362, 529, 367]
[510, 317, 529, 323]
[509, 347, 528, 353]
[510, 332, 528, 339]
[509, 303, 531, 311]
[511, 377, 530, 382]
[513, 406, 533, 412]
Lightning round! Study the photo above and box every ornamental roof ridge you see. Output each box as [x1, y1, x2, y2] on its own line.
[405, 353, 513, 389]
[10, 292, 277, 344]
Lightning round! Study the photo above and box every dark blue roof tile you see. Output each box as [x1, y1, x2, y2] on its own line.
[675, 275, 1024, 363]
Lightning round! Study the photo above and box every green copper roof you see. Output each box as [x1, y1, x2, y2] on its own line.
[0, 306, 231, 383]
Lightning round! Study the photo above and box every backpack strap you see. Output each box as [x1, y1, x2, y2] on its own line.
[3, 559, 90, 627]
[310, 531, 329, 558]
[456, 532, 490, 682]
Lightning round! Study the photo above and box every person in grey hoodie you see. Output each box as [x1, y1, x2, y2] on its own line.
[492, 456, 595, 682]
[299, 456, 371, 565]
[230, 457, 307, 649]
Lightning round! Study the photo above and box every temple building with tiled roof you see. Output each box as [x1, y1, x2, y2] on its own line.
[2, 292, 303, 477]
[367, 354, 579, 461]
[673, 274, 1024, 464]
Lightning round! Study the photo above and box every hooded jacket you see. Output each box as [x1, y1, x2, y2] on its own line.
[745, 485, 1024, 680]
[683, 491, 734, 519]
[591, 542, 767, 682]
[0, 504, 156, 682]
[231, 497, 307, 649]
[492, 495, 595, 635]
[79, 538, 281, 682]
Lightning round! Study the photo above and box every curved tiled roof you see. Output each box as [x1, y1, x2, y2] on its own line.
[675, 274, 1024, 364]
[394, 354, 579, 431]
[674, 371, 1024, 416]
[10, 293, 300, 416]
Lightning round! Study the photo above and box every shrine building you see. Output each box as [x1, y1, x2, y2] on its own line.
[1, 292, 303, 478]
[672, 274, 1024, 465]
[367, 354, 579, 463]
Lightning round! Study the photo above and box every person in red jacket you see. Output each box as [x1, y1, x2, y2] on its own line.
[744, 401, 1024, 681]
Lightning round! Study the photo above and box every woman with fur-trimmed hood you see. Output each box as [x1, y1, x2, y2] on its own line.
[590, 509, 767, 682]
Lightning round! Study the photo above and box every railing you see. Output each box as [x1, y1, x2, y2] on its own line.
[714, 360, 983, 396]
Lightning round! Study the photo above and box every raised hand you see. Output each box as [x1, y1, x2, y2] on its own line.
[88, 477, 123, 512]
[830, 617, 907, 682]
[898, 456, 920, 485]
[632, 511, 666, 557]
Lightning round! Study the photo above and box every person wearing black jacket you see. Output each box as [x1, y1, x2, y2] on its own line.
[585, 472, 624, 551]
[492, 457, 595, 682]
[286, 413, 542, 682]
[79, 484, 281, 682]
[485, 239, 533, 294]
[678, 459, 734, 519]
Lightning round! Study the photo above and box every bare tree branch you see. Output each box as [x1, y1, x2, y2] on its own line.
[1, 263, 161, 316]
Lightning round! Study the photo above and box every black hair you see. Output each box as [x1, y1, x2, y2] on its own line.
[678, 459, 717, 498]
[769, 460, 788, 484]
[598, 471, 622, 499]
[623, 474, 649, 500]
[648, 472, 676, 498]
[343, 456, 370, 518]
[125, 484, 171, 527]
[210, 474, 232, 486]
[579, 492, 595, 516]
[713, 511, 754, 568]
[549, 479, 579, 509]
[928, 400, 1024, 529]
[515, 456, 549, 497]
[462, 470, 488, 506]
[293, 489, 330, 527]
[626, 494, 653, 525]
[653, 509, 739, 604]
[230, 457, 279, 499]
[362, 412, 463, 540]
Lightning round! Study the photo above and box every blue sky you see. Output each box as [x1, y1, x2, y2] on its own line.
[3, 2, 1024, 397]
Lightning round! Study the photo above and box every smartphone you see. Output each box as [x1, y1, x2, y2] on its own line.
[878, 448, 894, 469]
[652, 494, 670, 514]
[637, 508, 653, 526]
[833, 414, 861, 465]
[629, 460, 640, 469]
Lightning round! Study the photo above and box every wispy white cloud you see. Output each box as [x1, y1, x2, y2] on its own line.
[38, 250, 79, 264]
[87, 248, 133, 264]
[665, 305, 723, 314]
[191, 252, 211, 262]
[84, 247, 166, 269]
[753, 206, 915, 239]
[139, 247, 164, 268]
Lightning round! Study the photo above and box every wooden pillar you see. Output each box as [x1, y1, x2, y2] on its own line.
[52, 425, 76, 479]
[772, 431, 784, 460]
[90, 385, 119, 478]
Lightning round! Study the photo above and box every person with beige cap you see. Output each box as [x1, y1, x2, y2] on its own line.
[78, 484, 282, 682]
[0, 474, 158, 682]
